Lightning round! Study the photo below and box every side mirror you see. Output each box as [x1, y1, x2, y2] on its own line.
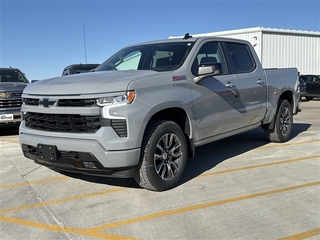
[198, 63, 221, 76]
[194, 63, 221, 83]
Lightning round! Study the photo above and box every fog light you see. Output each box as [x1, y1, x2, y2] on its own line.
[83, 162, 97, 169]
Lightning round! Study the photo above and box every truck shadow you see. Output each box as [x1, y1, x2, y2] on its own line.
[179, 122, 311, 185]
[62, 123, 311, 190]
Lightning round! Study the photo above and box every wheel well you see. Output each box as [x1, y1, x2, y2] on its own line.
[279, 90, 294, 111]
[149, 108, 194, 157]
[262, 90, 294, 130]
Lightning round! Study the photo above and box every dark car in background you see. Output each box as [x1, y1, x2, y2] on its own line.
[300, 75, 320, 101]
[0, 67, 29, 128]
[298, 77, 307, 99]
[62, 63, 99, 76]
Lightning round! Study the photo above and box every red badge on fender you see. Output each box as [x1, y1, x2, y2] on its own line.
[172, 75, 187, 81]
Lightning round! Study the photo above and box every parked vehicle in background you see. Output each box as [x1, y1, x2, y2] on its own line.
[20, 35, 300, 191]
[62, 64, 100, 76]
[298, 77, 307, 99]
[300, 75, 320, 101]
[0, 67, 29, 128]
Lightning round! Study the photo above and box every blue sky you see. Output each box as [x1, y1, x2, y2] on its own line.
[1, 0, 319, 80]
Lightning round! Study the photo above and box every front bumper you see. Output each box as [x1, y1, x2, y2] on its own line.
[0, 109, 21, 127]
[20, 131, 141, 178]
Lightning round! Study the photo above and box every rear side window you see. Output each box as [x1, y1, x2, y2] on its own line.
[225, 42, 255, 73]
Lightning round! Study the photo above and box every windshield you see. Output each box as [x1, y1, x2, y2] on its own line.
[96, 42, 195, 72]
[0, 69, 29, 83]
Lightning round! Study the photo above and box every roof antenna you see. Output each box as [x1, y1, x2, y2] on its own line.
[183, 33, 192, 40]
[83, 23, 87, 64]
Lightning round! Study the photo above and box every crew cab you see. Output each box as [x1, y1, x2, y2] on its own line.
[0, 67, 29, 128]
[19, 35, 300, 191]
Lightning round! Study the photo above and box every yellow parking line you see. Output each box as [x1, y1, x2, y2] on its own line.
[0, 176, 68, 189]
[1, 155, 318, 214]
[1, 182, 318, 239]
[279, 227, 320, 239]
[199, 154, 320, 177]
[2, 140, 318, 190]
[0, 215, 137, 240]
[257, 139, 320, 149]
[0, 187, 126, 213]
[89, 181, 320, 231]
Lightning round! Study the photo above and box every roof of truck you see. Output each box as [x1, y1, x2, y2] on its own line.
[126, 34, 251, 48]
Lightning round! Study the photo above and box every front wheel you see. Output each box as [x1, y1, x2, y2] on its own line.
[134, 120, 188, 191]
[265, 99, 293, 143]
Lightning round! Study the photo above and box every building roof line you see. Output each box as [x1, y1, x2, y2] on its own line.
[169, 27, 320, 38]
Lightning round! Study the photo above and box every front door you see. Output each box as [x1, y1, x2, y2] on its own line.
[191, 41, 239, 143]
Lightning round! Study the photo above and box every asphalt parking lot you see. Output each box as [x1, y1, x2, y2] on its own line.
[0, 99, 319, 240]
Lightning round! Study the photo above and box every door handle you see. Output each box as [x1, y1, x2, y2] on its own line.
[257, 79, 265, 85]
[225, 82, 238, 98]
[225, 82, 235, 88]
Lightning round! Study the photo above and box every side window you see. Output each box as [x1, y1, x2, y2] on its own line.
[305, 76, 312, 84]
[225, 42, 255, 73]
[312, 76, 320, 84]
[191, 42, 227, 76]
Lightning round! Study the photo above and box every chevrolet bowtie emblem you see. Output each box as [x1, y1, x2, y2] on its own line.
[39, 98, 57, 107]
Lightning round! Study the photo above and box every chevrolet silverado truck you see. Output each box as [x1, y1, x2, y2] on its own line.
[0, 67, 29, 128]
[19, 35, 300, 191]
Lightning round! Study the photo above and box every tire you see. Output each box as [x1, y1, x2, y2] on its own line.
[134, 120, 188, 191]
[265, 99, 293, 143]
[305, 96, 314, 101]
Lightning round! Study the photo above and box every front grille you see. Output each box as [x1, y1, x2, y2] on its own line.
[0, 99, 22, 108]
[11, 93, 22, 97]
[23, 98, 96, 107]
[58, 99, 96, 107]
[25, 112, 102, 133]
[24, 98, 39, 105]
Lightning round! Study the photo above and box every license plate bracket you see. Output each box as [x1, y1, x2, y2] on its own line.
[0, 114, 14, 121]
[37, 144, 59, 161]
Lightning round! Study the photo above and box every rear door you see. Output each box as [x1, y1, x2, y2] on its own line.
[223, 42, 267, 130]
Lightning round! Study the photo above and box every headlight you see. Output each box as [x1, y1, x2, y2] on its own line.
[96, 90, 135, 106]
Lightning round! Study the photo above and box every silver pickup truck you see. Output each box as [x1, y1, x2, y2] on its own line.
[19, 36, 300, 191]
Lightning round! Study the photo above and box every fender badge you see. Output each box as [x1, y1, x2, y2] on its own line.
[172, 75, 187, 81]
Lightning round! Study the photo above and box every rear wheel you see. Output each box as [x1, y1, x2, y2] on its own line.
[134, 120, 188, 191]
[265, 99, 293, 143]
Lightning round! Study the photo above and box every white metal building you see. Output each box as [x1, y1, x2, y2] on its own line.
[170, 27, 320, 75]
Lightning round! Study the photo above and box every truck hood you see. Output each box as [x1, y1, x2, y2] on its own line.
[0, 82, 29, 92]
[23, 70, 164, 95]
